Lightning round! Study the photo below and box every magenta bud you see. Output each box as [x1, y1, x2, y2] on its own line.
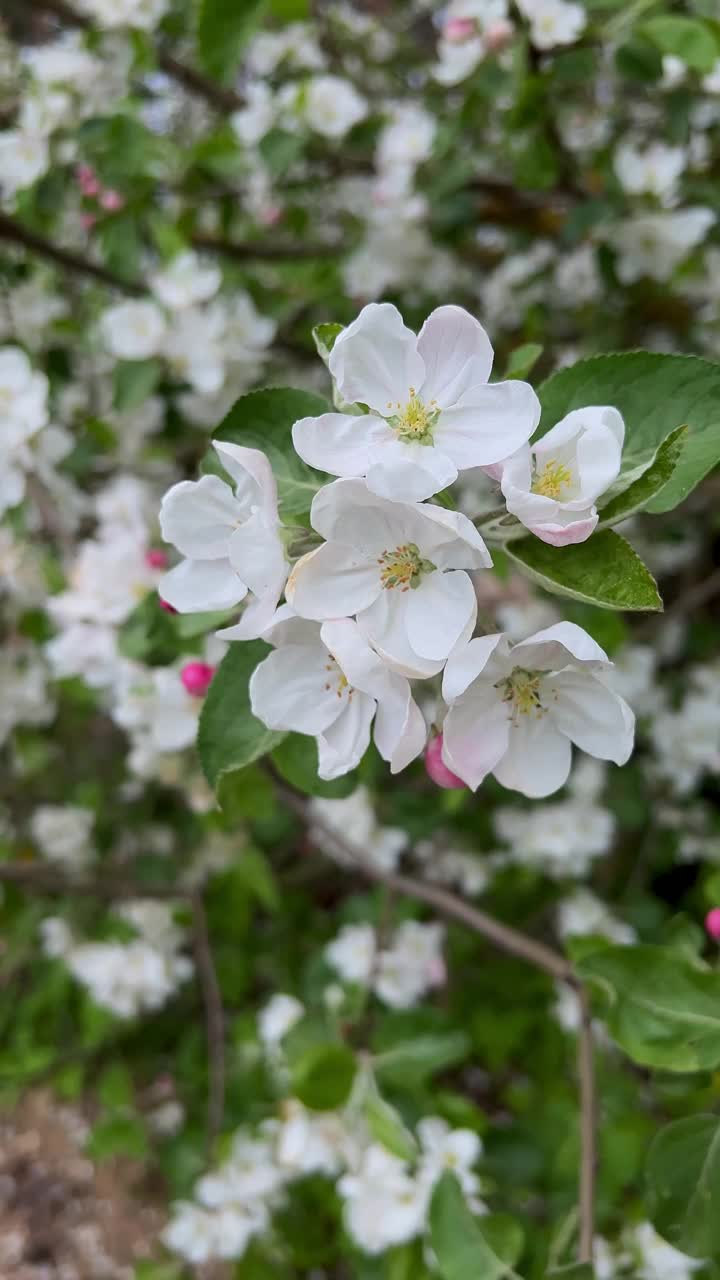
[100, 189, 124, 211]
[159, 596, 177, 614]
[145, 548, 168, 569]
[706, 908, 720, 941]
[425, 734, 466, 789]
[181, 662, 215, 697]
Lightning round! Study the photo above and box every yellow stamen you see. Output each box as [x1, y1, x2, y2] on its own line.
[498, 668, 544, 721]
[532, 458, 573, 500]
[377, 543, 435, 591]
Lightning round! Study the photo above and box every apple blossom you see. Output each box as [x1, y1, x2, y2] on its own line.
[441, 622, 635, 797]
[301, 74, 367, 139]
[249, 612, 426, 780]
[500, 406, 625, 546]
[516, 0, 586, 49]
[614, 141, 686, 206]
[292, 304, 540, 502]
[99, 299, 167, 361]
[150, 250, 221, 311]
[287, 478, 492, 677]
[159, 440, 287, 640]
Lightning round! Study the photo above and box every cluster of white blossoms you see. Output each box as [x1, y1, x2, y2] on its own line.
[0, 346, 50, 516]
[40, 900, 192, 1018]
[325, 919, 446, 1009]
[29, 803, 96, 873]
[165, 990, 484, 1265]
[160, 301, 635, 795]
[594, 1221, 703, 1280]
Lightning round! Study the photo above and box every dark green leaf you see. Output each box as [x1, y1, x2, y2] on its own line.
[642, 16, 719, 72]
[197, 0, 264, 82]
[506, 530, 662, 612]
[197, 641, 286, 787]
[538, 351, 720, 513]
[271, 734, 358, 798]
[291, 1043, 357, 1111]
[646, 1115, 720, 1257]
[430, 1173, 521, 1280]
[599, 426, 687, 525]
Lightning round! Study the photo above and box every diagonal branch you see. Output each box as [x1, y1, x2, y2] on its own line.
[0, 212, 143, 294]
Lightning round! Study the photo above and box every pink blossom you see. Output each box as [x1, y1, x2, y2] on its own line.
[425, 733, 466, 789]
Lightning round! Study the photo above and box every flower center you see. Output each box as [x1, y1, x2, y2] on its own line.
[378, 542, 436, 591]
[386, 388, 439, 445]
[324, 657, 352, 699]
[532, 458, 573, 500]
[497, 668, 545, 721]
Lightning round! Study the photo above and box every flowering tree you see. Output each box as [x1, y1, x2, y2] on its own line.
[2, 0, 720, 1277]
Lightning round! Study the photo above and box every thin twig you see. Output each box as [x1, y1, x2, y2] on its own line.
[190, 890, 225, 1152]
[0, 212, 142, 294]
[190, 233, 342, 262]
[577, 986, 597, 1264]
[0, 863, 190, 900]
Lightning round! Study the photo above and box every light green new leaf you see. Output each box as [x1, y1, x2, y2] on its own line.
[642, 16, 719, 72]
[599, 426, 687, 526]
[579, 944, 720, 1071]
[504, 342, 543, 381]
[210, 387, 330, 519]
[365, 1090, 418, 1163]
[646, 1115, 720, 1258]
[545, 1267, 595, 1278]
[506, 530, 662, 612]
[312, 322, 344, 364]
[291, 1043, 357, 1111]
[111, 358, 162, 412]
[537, 352, 720, 513]
[374, 1032, 470, 1087]
[197, 0, 264, 82]
[430, 1173, 522, 1280]
[197, 641, 285, 787]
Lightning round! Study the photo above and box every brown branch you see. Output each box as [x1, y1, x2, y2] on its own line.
[190, 233, 342, 263]
[191, 890, 225, 1152]
[577, 986, 597, 1265]
[0, 862, 189, 900]
[0, 212, 142, 294]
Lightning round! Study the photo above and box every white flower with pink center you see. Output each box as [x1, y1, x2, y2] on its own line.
[292, 303, 540, 503]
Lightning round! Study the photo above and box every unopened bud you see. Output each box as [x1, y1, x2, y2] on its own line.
[145, 548, 168, 569]
[705, 908, 720, 941]
[425, 733, 466, 789]
[181, 661, 215, 697]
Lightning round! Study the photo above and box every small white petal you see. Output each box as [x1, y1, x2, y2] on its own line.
[405, 570, 476, 661]
[417, 305, 494, 407]
[317, 693, 375, 779]
[512, 621, 610, 670]
[249, 644, 345, 734]
[438, 380, 541, 468]
[366, 441, 458, 503]
[160, 475, 240, 560]
[442, 634, 507, 703]
[292, 413, 391, 478]
[492, 717, 572, 798]
[288, 543, 380, 620]
[549, 670, 635, 765]
[329, 303, 425, 414]
[442, 687, 510, 790]
[160, 559, 247, 612]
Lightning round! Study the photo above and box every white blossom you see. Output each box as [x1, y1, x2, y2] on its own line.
[150, 250, 221, 311]
[99, 300, 167, 361]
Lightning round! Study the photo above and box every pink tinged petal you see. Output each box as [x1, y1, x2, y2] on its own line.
[405, 570, 477, 661]
[442, 633, 508, 703]
[212, 440, 274, 516]
[316, 692, 375, 779]
[159, 559, 248, 613]
[365, 441, 458, 503]
[357, 591, 444, 679]
[425, 733, 466, 788]
[417, 305, 494, 407]
[548, 670, 635, 765]
[159, 475, 240, 559]
[442, 687, 510, 790]
[528, 512, 598, 546]
[512, 621, 610, 670]
[537, 406, 625, 460]
[438, 380, 541, 469]
[328, 302, 425, 414]
[292, 413, 392, 479]
[310, 479, 411, 555]
[249, 643, 345, 734]
[492, 716, 572, 798]
[287, 542, 380, 620]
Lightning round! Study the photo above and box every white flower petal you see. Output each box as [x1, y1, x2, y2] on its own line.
[512, 621, 610, 670]
[311, 479, 412, 555]
[212, 441, 277, 519]
[442, 687, 510, 790]
[442, 634, 507, 703]
[316, 692, 375, 779]
[160, 475, 240, 559]
[417, 305, 494, 407]
[288, 543, 380, 620]
[366, 440, 458, 503]
[549, 670, 635, 765]
[292, 413, 391, 478]
[358, 591, 444, 679]
[405, 570, 476, 661]
[159, 559, 248, 612]
[438, 380, 541, 468]
[249, 644, 345, 734]
[492, 717, 572, 798]
[227, 513, 287, 600]
[329, 303, 425, 414]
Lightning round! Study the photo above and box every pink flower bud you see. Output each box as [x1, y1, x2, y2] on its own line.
[145, 548, 168, 569]
[181, 662, 215, 697]
[259, 203, 282, 226]
[100, 189, 124, 211]
[159, 597, 177, 614]
[79, 212, 97, 231]
[484, 18, 514, 51]
[705, 908, 720, 941]
[425, 733, 466, 790]
[77, 164, 100, 196]
[444, 17, 476, 42]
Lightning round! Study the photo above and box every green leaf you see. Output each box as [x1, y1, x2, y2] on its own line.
[538, 352, 720, 513]
[118, 593, 178, 666]
[271, 734, 358, 798]
[506, 530, 662, 612]
[268, 0, 309, 16]
[642, 16, 719, 72]
[197, 641, 285, 787]
[430, 1173, 522, 1280]
[210, 387, 330, 519]
[197, 0, 264, 82]
[599, 426, 687, 526]
[312, 322, 345, 367]
[86, 1113, 148, 1160]
[646, 1115, 720, 1258]
[365, 1090, 418, 1163]
[374, 1032, 471, 1087]
[504, 343, 543, 381]
[291, 1043, 357, 1111]
[97, 1063, 134, 1110]
[545, 1267, 595, 1278]
[111, 359, 162, 412]
[216, 764, 276, 820]
[579, 944, 720, 1071]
